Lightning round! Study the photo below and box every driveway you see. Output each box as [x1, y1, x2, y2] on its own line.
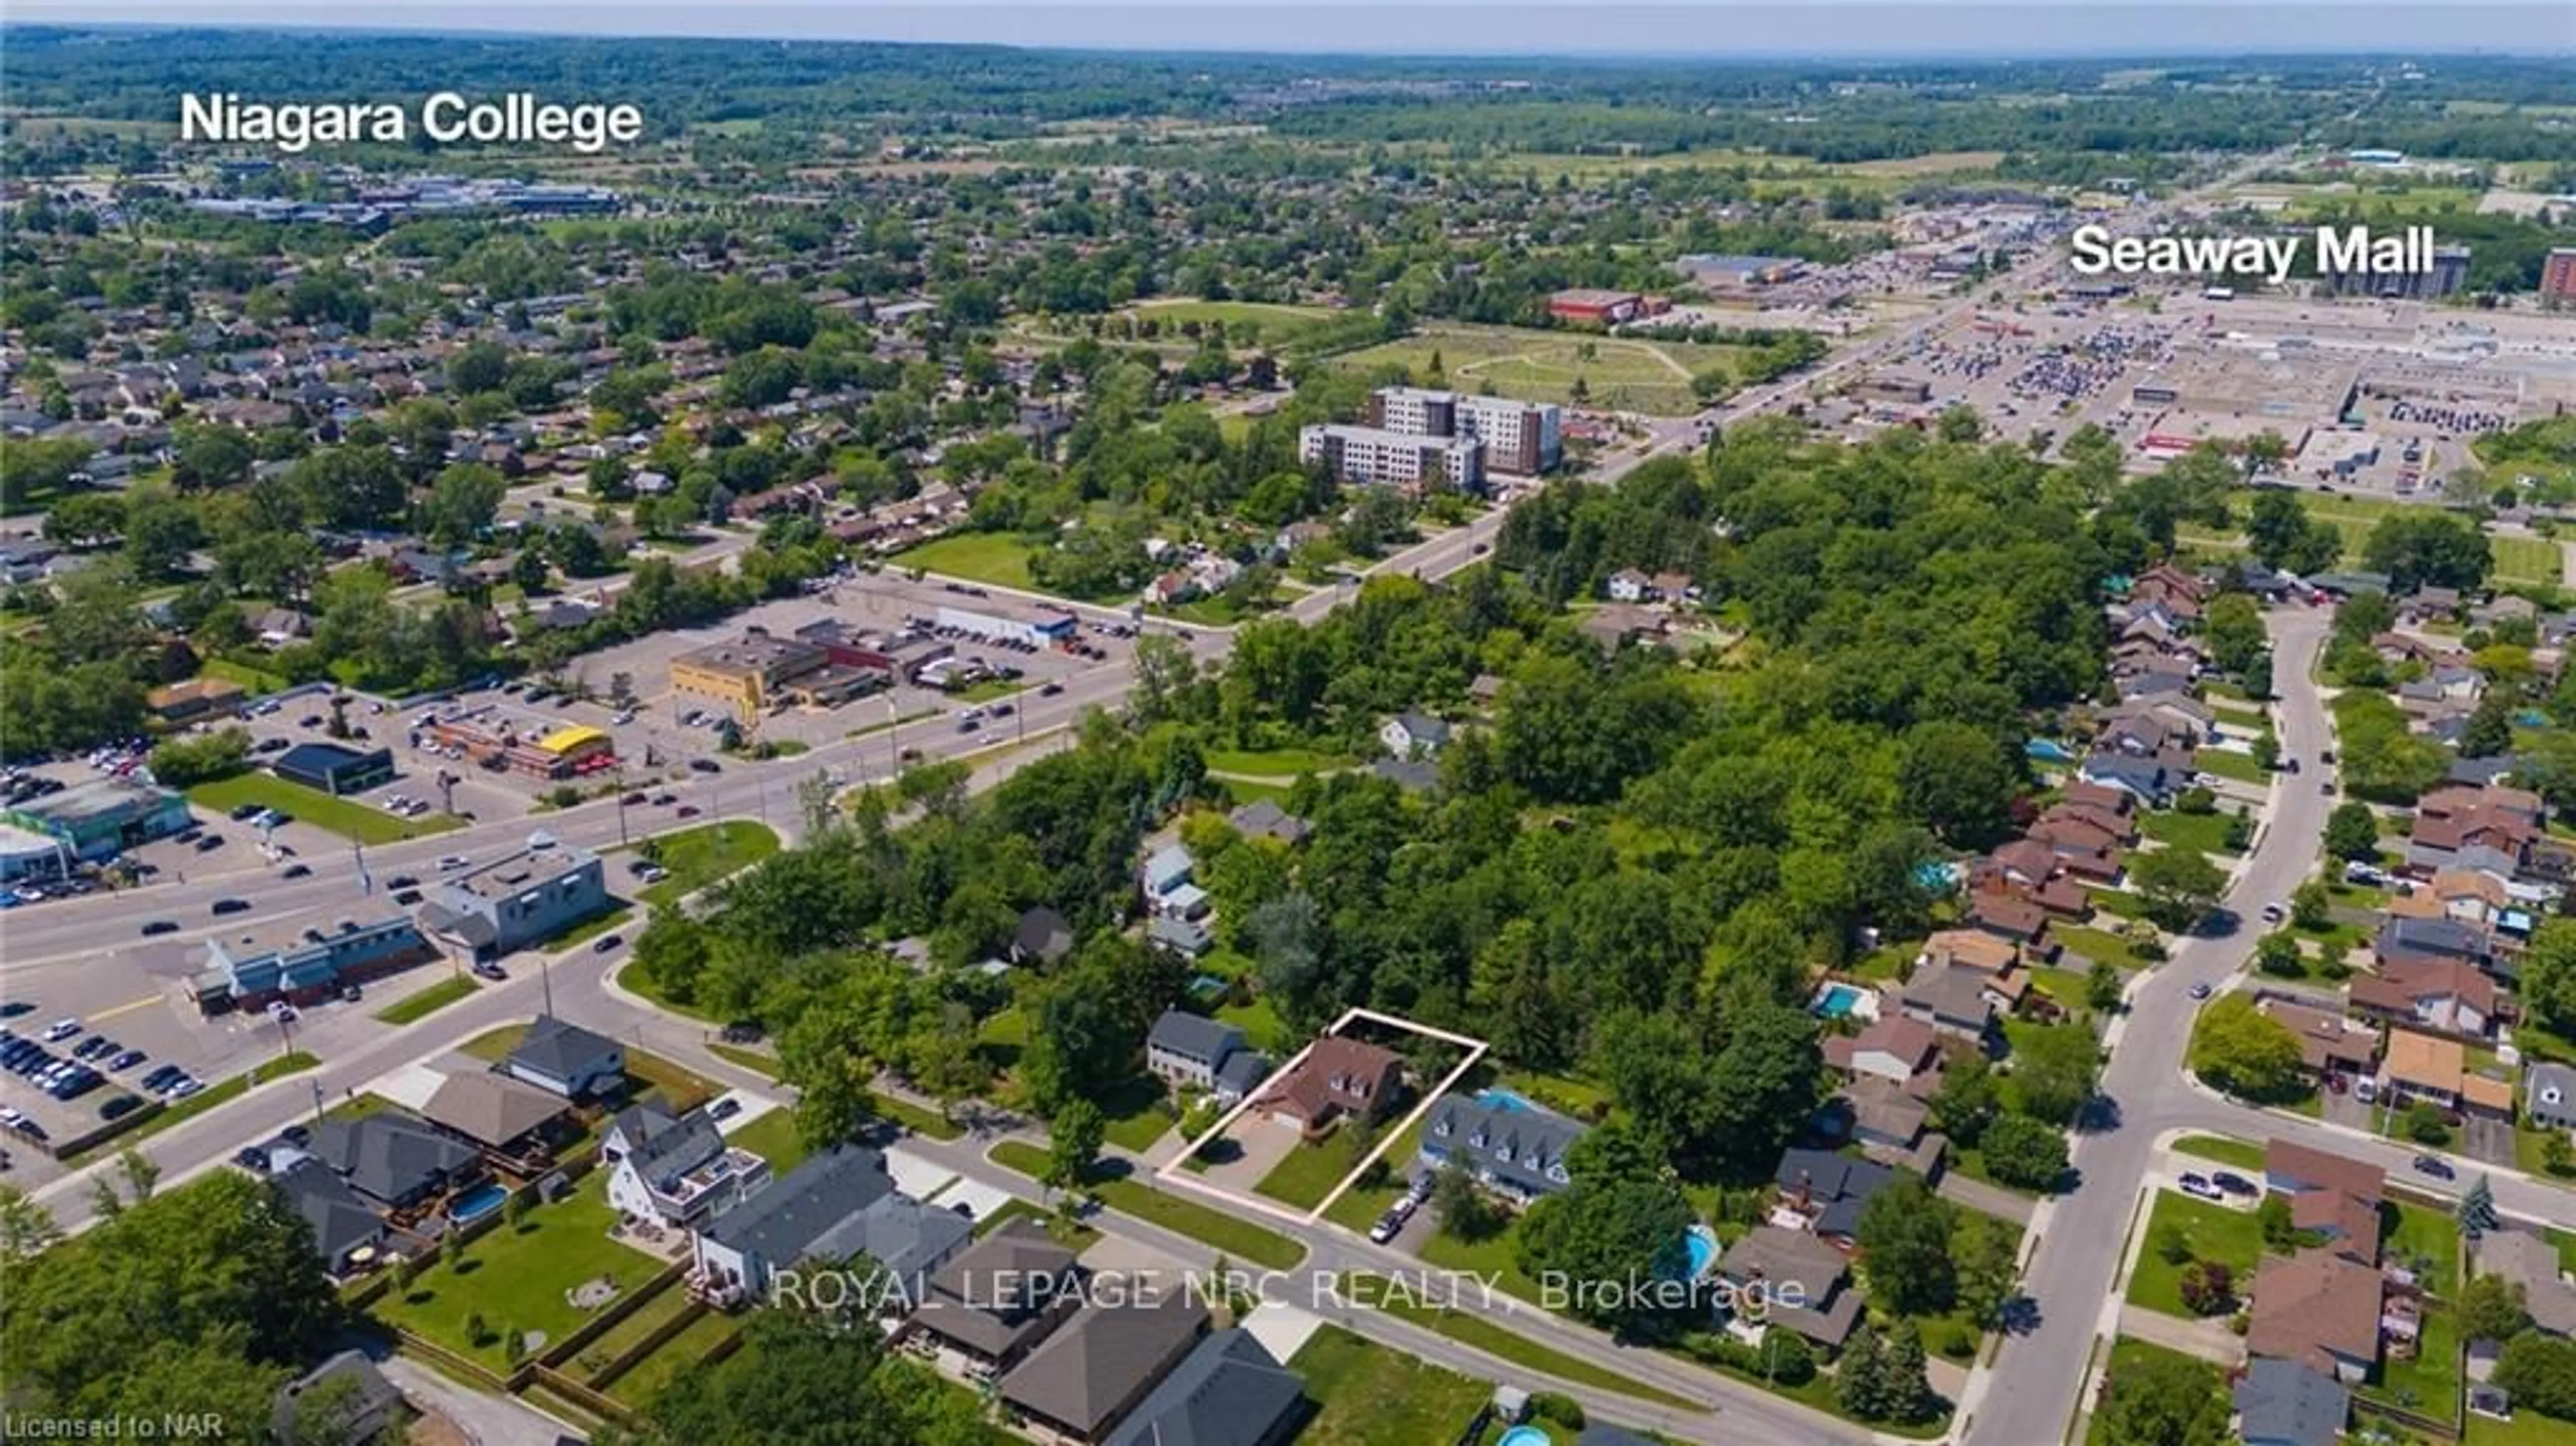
[2318, 1085, 2377, 1134]
[2459, 1113, 2516, 1167]
[1189, 1115, 1302, 1195]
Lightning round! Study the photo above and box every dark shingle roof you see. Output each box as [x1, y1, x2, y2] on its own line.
[1148, 1010, 1244, 1066]
[614, 1102, 727, 1191]
[2232, 1358, 2351, 1446]
[1002, 1293, 1211, 1436]
[706, 1145, 894, 1263]
[1101, 1329, 1305, 1446]
[508, 1013, 619, 1080]
[270, 1159, 386, 1264]
[313, 1112, 478, 1204]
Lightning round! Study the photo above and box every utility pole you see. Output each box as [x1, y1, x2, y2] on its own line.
[538, 950, 555, 1017]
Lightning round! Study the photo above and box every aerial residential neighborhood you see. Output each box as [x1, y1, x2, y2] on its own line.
[2, 11, 2575, 1446]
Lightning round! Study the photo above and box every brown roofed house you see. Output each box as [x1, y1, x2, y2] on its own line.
[1256, 1035, 1405, 1140]
[2254, 997, 2379, 1078]
[2247, 1250, 2385, 1384]
[2381, 1029, 2467, 1109]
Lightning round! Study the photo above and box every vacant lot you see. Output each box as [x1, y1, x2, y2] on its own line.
[1123, 298, 1342, 343]
[634, 820, 780, 910]
[890, 532, 1039, 590]
[1330, 323, 1743, 416]
[1288, 1325, 1491, 1446]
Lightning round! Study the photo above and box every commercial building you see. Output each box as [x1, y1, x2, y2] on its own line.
[1368, 386, 1562, 476]
[1547, 288, 1644, 326]
[147, 677, 247, 723]
[3, 777, 193, 861]
[1298, 423, 1482, 492]
[1675, 253, 1809, 289]
[416, 837, 609, 962]
[933, 602, 1081, 649]
[272, 742, 396, 797]
[792, 618, 955, 685]
[2542, 247, 2576, 308]
[417, 716, 602, 781]
[0, 825, 69, 883]
[532, 726, 616, 773]
[189, 916, 437, 1013]
[2321, 241, 2471, 301]
[669, 626, 830, 718]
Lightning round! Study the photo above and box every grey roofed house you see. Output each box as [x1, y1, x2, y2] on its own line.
[1227, 798, 1313, 846]
[268, 1159, 388, 1274]
[908, 1217, 1087, 1369]
[1419, 1093, 1590, 1201]
[610, 1101, 729, 1188]
[2531, 1061, 2576, 1131]
[1772, 1148, 1893, 1239]
[2232, 1358, 2351, 1446]
[2377, 915, 2491, 967]
[704, 1144, 896, 1265]
[2077, 750, 2178, 803]
[504, 1013, 625, 1099]
[1148, 913, 1215, 957]
[1715, 1225, 1864, 1347]
[272, 1351, 403, 1446]
[808, 1191, 975, 1305]
[2450, 755, 2522, 788]
[418, 1070, 568, 1150]
[1214, 1048, 1273, 1103]
[313, 1111, 480, 1208]
[1002, 1291, 1213, 1440]
[1371, 757, 1441, 793]
[1100, 1327, 1306, 1446]
[2473, 1229, 2576, 1337]
[1148, 1011, 1245, 1074]
[1013, 905, 1075, 965]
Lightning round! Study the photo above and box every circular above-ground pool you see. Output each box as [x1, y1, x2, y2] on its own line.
[1496, 1427, 1552, 1446]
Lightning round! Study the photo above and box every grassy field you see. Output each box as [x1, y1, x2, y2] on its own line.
[2385, 1200, 2462, 1294]
[2194, 747, 2271, 785]
[972, 1197, 1103, 1250]
[372, 1176, 655, 1369]
[1342, 1273, 1697, 1408]
[2467, 1409, 2576, 1446]
[989, 1142, 1305, 1269]
[64, 1051, 318, 1166]
[1096, 1074, 1177, 1154]
[634, 821, 779, 909]
[568, 1278, 693, 1380]
[890, 532, 1039, 590]
[722, 1105, 808, 1172]
[2493, 535, 2562, 586]
[1287, 1325, 1493, 1446]
[1328, 322, 1742, 416]
[2366, 1302, 2461, 1417]
[1204, 746, 1352, 777]
[373, 974, 483, 1025]
[186, 773, 462, 845]
[2142, 810, 2246, 855]
[2125, 1190, 2265, 1318]
[1252, 1137, 1371, 1211]
[1122, 298, 1342, 342]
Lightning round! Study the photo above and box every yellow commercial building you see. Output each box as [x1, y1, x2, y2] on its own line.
[535, 724, 615, 768]
[668, 627, 826, 718]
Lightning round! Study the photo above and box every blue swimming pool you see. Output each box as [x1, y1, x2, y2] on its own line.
[1496, 1427, 1552, 1446]
[448, 1183, 509, 1224]
[1478, 1088, 1534, 1113]
[1814, 984, 1866, 1019]
[2025, 738, 2076, 763]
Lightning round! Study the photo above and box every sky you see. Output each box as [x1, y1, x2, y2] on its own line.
[8, 1, 2570, 58]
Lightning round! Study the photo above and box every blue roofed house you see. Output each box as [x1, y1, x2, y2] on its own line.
[2233, 1358, 2351, 1446]
[2077, 750, 2183, 806]
[1146, 1010, 1270, 1105]
[1416, 1093, 1591, 1206]
[1771, 1148, 1894, 1243]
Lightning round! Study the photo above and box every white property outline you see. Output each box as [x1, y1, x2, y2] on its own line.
[1150, 1005, 1490, 1230]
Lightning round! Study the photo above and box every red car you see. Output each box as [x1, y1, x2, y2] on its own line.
[676, 805, 702, 818]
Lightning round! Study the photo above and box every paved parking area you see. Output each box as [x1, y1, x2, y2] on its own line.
[2459, 1113, 2517, 1166]
[2318, 1083, 2378, 1134]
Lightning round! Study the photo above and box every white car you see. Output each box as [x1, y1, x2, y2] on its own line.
[164, 1076, 203, 1099]
[40, 1018, 79, 1042]
[0, 1107, 23, 1129]
[2178, 1173, 2225, 1201]
[437, 855, 470, 871]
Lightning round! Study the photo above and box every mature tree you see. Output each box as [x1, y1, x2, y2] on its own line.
[2495, 1333, 2576, 1421]
[2090, 1347, 2230, 1446]
[1929, 1051, 2002, 1147]
[2178, 1260, 2236, 1316]
[2364, 512, 2492, 592]
[1044, 1098, 1105, 1197]
[624, 1310, 998, 1446]
[2200, 594, 2267, 677]
[1900, 720, 2021, 850]
[422, 463, 507, 549]
[2188, 995, 2308, 1103]
[2010, 1024, 2102, 1127]
[2129, 847, 2228, 930]
[1954, 1215, 2021, 1331]
[1515, 1164, 1694, 1334]
[2526, 918, 2576, 1036]
[2463, 693, 2517, 760]
[2459, 1272, 2532, 1345]
[2255, 931, 2306, 977]
[1856, 1174, 1956, 1316]
[1837, 1323, 1892, 1422]
[2324, 801, 2379, 862]
[2457, 1174, 2500, 1238]
[2244, 489, 2339, 575]
[1432, 1156, 1500, 1241]
[1877, 1323, 1938, 1425]
[1980, 1113, 2071, 1191]
[2290, 879, 2334, 930]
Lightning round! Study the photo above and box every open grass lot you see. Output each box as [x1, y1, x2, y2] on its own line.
[372, 1175, 657, 1369]
[722, 1105, 808, 1172]
[635, 820, 780, 910]
[2171, 1135, 2267, 1172]
[602, 1306, 737, 1408]
[1838, 149, 2009, 176]
[2142, 810, 2245, 855]
[1121, 298, 1342, 342]
[1287, 1324, 1492, 1446]
[2125, 1190, 2264, 1318]
[373, 974, 483, 1025]
[2493, 535, 2561, 586]
[890, 531, 1039, 591]
[972, 1197, 1103, 1249]
[2085, 1337, 2227, 1446]
[567, 1279, 692, 1380]
[2468, 1410, 2576, 1446]
[2194, 747, 2272, 785]
[1341, 1273, 1697, 1408]
[64, 1051, 319, 1166]
[989, 1141, 1305, 1269]
[1415, 1219, 1548, 1306]
[1328, 322, 1742, 416]
[186, 773, 462, 845]
[1204, 746, 1352, 778]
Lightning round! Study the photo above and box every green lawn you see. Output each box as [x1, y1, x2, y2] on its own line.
[2385, 1201, 2462, 1294]
[2058, 924, 2157, 972]
[199, 657, 292, 694]
[2365, 1303, 2461, 1417]
[2125, 1190, 2265, 1319]
[64, 1051, 320, 1166]
[1205, 746, 1352, 778]
[871, 1089, 968, 1142]
[706, 1042, 779, 1078]
[374, 974, 483, 1025]
[2192, 748, 2272, 785]
[1097, 1074, 1177, 1154]
[2467, 1408, 2576, 1446]
[1287, 1325, 1493, 1446]
[971, 1197, 1102, 1250]
[185, 773, 462, 845]
[722, 1107, 809, 1172]
[891, 532, 1039, 591]
[373, 1176, 659, 1369]
[1253, 1137, 1373, 1211]
[2086, 1337, 2228, 1446]
[2142, 810, 2246, 856]
[1342, 1273, 1697, 1408]
[633, 821, 780, 909]
[1215, 996, 1291, 1054]
[1122, 298, 1342, 341]
[602, 1306, 737, 1408]
[1415, 1218, 1548, 1307]
[568, 1279, 694, 1382]
[2170, 1135, 2267, 1172]
[2493, 535, 2561, 586]
[989, 1142, 1305, 1270]
[1329, 322, 1746, 416]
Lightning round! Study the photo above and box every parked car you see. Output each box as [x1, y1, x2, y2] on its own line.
[2212, 1171, 2257, 1197]
[710, 1098, 743, 1122]
[1368, 1211, 1405, 1244]
[9, 1117, 47, 1142]
[140, 920, 178, 936]
[592, 934, 624, 954]
[228, 803, 265, 822]
[194, 835, 226, 853]
[391, 889, 423, 907]
[2259, 903, 2284, 923]
[2412, 1154, 2457, 1180]
[472, 961, 507, 981]
[211, 897, 252, 916]
[386, 875, 419, 890]
[97, 1095, 142, 1123]
[107, 1050, 145, 1072]
[40, 1019, 78, 1042]
[165, 1077, 203, 1099]
[339, 983, 362, 1003]
[234, 1146, 270, 1172]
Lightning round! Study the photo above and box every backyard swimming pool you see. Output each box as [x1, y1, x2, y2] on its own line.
[1477, 1087, 1534, 1113]
[1813, 983, 1866, 1019]
[1496, 1427, 1552, 1446]
[447, 1182, 509, 1225]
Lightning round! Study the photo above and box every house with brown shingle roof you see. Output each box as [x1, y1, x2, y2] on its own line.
[1822, 1015, 1943, 1087]
[2347, 956, 2496, 1038]
[2255, 997, 2380, 1079]
[2248, 1249, 2385, 1383]
[1254, 1035, 1404, 1141]
[1966, 893, 2051, 950]
[2263, 1139, 2384, 1264]
[2381, 1030, 2466, 1109]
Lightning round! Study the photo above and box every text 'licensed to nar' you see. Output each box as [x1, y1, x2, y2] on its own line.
[179, 94, 646, 153]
